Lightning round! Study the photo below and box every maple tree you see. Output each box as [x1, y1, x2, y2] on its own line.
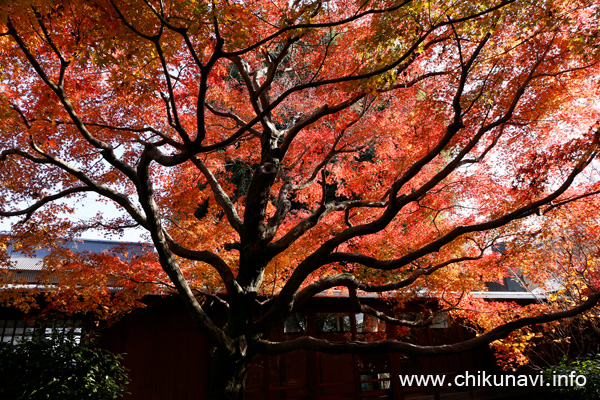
[1, 0, 600, 398]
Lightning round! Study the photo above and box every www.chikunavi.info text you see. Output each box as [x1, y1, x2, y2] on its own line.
[399, 370, 586, 388]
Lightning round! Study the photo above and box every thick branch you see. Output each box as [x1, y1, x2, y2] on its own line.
[8, 19, 141, 186]
[0, 148, 51, 164]
[264, 109, 373, 244]
[154, 34, 191, 144]
[190, 156, 243, 233]
[205, 104, 261, 137]
[267, 199, 386, 258]
[0, 186, 93, 222]
[228, 55, 272, 131]
[279, 93, 366, 158]
[328, 136, 600, 272]
[224, 0, 514, 57]
[255, 291, 600, 356]
[27, 141, 149, 230]
[165, 236, 242, 296]
[135, 147, 234, 352]
[292, 251, 487, 312]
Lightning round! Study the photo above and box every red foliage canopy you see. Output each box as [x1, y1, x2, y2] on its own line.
[1, 0, 600, 395]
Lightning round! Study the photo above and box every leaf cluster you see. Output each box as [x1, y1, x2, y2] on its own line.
[544, 355, 600, 399]
[0, 331, 129, 400]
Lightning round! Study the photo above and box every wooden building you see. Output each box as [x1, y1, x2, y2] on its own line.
[1, 238, 548, 399]
[98, 295, 522, 400]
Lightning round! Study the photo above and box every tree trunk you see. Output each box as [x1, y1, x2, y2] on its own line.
[206, 348, 251, 400]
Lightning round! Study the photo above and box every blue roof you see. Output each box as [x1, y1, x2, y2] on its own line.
[4, 238, 150, 272]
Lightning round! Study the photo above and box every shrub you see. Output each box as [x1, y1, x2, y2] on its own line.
[0, 331, 129, 400]
[544, 355, 600, 399]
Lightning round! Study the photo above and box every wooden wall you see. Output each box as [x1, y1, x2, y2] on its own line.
[99, 297, 210, 400]
[98, 296, 499, 400]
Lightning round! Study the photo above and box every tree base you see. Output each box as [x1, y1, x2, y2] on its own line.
[206, 349, 251, 400]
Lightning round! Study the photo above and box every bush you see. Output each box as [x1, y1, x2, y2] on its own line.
[0, 332, 129, 400]
[544, 355, 600, 399]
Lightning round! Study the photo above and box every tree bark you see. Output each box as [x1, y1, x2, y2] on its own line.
[206, 348, 251, 400]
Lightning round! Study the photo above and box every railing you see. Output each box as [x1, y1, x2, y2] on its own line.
[0, 319, 84, 344]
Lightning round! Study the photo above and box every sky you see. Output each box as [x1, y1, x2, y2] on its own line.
[0, 193, 147, 243]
